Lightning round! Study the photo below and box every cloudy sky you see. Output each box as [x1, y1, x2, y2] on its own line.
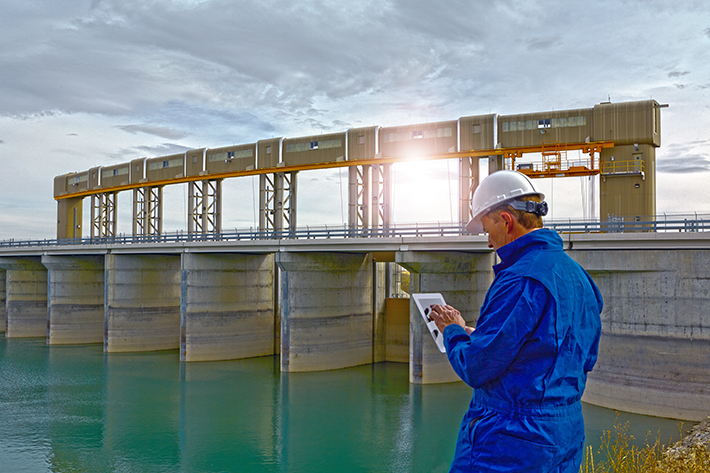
[1, 0, 709, 240]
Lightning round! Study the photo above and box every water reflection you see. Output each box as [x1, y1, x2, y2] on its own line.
[180, 356, 279, 472]
[0, 339, 688, 473]
[46, 344, 105, 472]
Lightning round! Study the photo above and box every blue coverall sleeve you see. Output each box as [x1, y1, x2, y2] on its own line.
[443, 277, 549, 389]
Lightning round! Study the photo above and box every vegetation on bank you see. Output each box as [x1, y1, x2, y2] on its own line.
[580, 418, 710, 472]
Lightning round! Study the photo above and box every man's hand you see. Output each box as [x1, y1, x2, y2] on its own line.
[428, 304, 467, 333]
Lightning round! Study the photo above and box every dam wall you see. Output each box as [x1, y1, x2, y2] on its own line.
[1, 233, 709, 420]
[0, 257, 47, 338]
[569, 236, 710, 421]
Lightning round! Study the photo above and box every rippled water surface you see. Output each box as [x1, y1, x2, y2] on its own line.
[0, 338, 686, 472]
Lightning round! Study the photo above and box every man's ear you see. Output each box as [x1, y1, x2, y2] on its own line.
[501, 211, 515, 234]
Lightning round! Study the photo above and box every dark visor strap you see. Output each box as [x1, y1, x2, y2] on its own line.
[509, 200, 549, 217]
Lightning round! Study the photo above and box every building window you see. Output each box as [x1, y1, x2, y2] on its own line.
[163, 161, 169, 168]
[310, 141, 319, 150]
[113, 169, 118, 176]
[265, 146, 272, 154]
[412, 130, 423, 139]
[472, 124, 481, 134]
[358, 135, 365, 145]
[538, 119, 551, 129]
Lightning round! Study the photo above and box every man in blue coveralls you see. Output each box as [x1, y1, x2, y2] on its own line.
[429, 170, 603, 472]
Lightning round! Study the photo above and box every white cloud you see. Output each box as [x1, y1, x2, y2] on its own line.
[1, 0, 710, 239]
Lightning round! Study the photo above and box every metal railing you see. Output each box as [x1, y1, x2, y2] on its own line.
[545, 214, 710, 234]
[2, 215, 710, 249]
[0, 222, 468, 248]
[600, 159, 645, 175]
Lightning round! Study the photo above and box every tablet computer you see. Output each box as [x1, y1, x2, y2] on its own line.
[412, 293, 447, 353]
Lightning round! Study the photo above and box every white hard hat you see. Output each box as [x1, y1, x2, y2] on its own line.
[465, 170, 546, 234]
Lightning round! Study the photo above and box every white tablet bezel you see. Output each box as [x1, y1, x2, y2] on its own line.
[412, 293, 447, 353]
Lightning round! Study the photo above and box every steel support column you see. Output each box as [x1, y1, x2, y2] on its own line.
[371, 163, 392, 234]
[147, 186, 164, 236]
[459, 157, 480, 229]
[133, 188, 146, 236]
[349, 163, 391, 234]
[134, 187, 164, 237]
[91, 192, 117, 238]
[188, 180, 222, 237]
[348, 165, 371, 231]
[259, 172, 297, 235]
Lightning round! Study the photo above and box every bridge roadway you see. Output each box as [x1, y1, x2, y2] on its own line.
[1, 231, 710, 421]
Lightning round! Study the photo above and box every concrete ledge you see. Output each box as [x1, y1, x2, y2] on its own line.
[584, 333, 710, 421]
[42, 255, 104, 345]
[47, 304, 104, 345]
[6, 301, 47, 338]
[284, 313, 372, 372]
[105, 306, 180, 352]
[181, 310, 274, 361]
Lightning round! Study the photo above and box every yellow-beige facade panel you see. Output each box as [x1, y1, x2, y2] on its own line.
[257, 138, 283, 170]
[599, 143, 657, 220]
[347, 126, 379, 161]
[101, 163, 131, 188]
[593, 100, 661, 146]
[146, 153, 185, 182]
[130, 158, 146, 184]
[459, 114, 497, 151]
[56, 197, 83, 239]
[379, 120, 458, 158]
[282, 132, 346, 166]
[205, 144, 256, 175]
[55, 171, 89, 197]
[54, 175, 68, 197]
[88, 167, 101, 190]
[185, 149, 205, 177]
[498, 108, 593, 148]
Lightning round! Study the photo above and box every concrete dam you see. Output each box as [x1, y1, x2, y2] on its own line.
[1, 231, 708, 422]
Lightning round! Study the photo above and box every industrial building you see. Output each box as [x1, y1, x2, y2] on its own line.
[54, 99, 664, 239]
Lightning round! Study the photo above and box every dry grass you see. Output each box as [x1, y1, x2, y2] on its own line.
[580, 420, 710, 472]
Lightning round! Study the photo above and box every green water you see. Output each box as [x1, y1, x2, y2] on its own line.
[0, 338, 687, 473]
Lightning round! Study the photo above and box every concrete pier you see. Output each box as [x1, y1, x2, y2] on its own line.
[397, 251, 494, 384]
[105, 254, 181, 353]
[276, 252, 373, 372]
[0, 257, 47, 338]
[42, 255, 105, 345]
[572, 249, 710, 421]
[0, 270, 5, 332]
[180, 253, 275, 362]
